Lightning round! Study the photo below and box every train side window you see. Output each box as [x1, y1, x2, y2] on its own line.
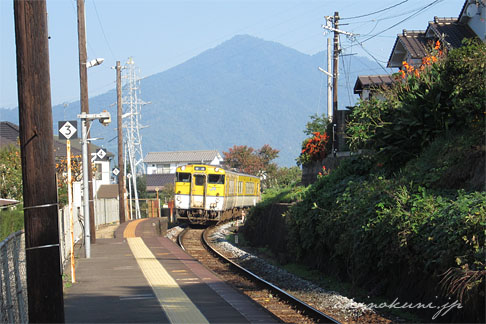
[208, 174, 225, 184]
[176, 172, 191, 182]
[246, 182, 254, 194]
[195, 174, 205, 186]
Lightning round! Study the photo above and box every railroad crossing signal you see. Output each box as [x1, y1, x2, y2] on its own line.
[58, 121, 78, 140]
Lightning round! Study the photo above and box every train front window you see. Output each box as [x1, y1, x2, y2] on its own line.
[194, 174, 205, 186]
[208, 174, 225, 184]
[176, 172, 191, 182]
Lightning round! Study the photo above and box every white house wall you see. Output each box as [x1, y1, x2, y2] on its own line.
[467, 3, 486, 40]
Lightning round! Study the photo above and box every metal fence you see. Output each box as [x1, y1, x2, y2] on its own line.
[0, 199, 121, 324]
[130, 199, 160, 219]
[0, 231, 27, 324]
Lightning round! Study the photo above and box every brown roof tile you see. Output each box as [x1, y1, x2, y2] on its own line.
[96, 184, 119, 199]
[146, 174, 175, 191]
[354, 75, 395, 94]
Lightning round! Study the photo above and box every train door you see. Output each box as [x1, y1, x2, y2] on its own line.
[190, 173, 206, 209]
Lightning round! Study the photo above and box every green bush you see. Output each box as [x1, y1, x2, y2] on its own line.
[286, 172, 485, 321]
[347, 39, 486, 171]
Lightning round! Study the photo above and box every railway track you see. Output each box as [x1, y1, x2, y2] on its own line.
[178, 226, 341, 324]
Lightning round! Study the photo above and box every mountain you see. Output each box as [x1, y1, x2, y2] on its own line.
[1, 35, 378, 166]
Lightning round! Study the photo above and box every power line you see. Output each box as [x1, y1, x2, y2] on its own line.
[360, 0, 444, 44]
[354, 41, 391, 73]
[341, 0, 409, 20]
[91, 0, 116, 60]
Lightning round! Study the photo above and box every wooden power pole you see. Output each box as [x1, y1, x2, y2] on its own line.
[77, 0, 96, 244]
[116, 61, 126, 223]
[13, 0, 65, 322]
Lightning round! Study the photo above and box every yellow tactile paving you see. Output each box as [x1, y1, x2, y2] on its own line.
[123, 219, 146, 238]
[127, 237, 209, 324]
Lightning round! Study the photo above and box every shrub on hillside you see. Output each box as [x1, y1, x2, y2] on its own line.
[347, 39, 486, 171]
[286, 173, 485, 322]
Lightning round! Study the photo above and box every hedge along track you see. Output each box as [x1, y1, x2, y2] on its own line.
[178, 226, 341, 324]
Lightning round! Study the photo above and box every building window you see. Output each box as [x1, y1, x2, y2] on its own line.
[157, 164, 170, 174]
[94, 162, 102, 180]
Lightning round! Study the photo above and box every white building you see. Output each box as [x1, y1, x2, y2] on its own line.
[144, 150, 223, 175]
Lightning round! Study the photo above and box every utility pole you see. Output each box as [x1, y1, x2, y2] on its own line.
[332, 11, 340, 153]
[322, 12, 356, 154]
[77, 0, 96, 244]
[116, 61, 126, 223]
[327, 38, 332, 122]
[13, 0, 65, 322]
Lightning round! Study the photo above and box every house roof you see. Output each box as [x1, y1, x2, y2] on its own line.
[425, 17, 476, 48]
[387, 16, 478, 68]
[144, 150, 222, 164]
[146, 174, 175, 191]
[0, 122, 113, 159]
[53, 137, 82, 157]
[387, 30, 428, 67]
[96, 184, 119, 199]
[0, 122, 19, 143]
[0, 136, 17, 149]
[53, 135, 114, 160]
[354, 75, 396, 94]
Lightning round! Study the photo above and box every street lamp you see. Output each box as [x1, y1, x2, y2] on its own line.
[86, 58, 104, 69]
[77, 110, 111, 258]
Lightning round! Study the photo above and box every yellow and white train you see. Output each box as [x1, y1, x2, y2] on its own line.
[174, 164, 261, 223]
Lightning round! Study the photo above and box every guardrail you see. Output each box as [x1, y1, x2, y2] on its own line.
[0, 231, 27, 324]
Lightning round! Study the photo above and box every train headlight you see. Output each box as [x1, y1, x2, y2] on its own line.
[181, 166, 186, 171]
[215, 168, 219, 172]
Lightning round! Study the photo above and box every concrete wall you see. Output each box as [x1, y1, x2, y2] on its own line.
[94, 198, 120, 226]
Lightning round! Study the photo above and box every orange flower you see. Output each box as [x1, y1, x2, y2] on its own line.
[434, 40, 441, 50]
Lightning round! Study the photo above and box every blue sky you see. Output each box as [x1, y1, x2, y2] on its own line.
[0, 0, 463, 109]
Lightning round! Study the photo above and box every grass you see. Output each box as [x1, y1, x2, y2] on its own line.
[0, 207, 24, 241]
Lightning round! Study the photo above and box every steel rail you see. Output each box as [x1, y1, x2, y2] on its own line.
[185, 226, 341, 324]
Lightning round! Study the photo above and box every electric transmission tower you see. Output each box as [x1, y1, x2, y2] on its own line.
[122, 57, 148, 219]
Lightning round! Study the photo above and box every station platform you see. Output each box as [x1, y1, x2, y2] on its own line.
[63, 218, 279, 323]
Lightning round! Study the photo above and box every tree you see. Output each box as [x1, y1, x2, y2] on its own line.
[136, 175, 148, 199]
[303, 113, 329, 136]
[273, 166, 302, 187]
[55, 154, 83, 207]
[0, 144, 22, 201]
[296, 113, 332, 166]
[223, 144, 280, 188]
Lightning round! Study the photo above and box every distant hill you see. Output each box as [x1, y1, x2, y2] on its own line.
[0, 35, 379, 166]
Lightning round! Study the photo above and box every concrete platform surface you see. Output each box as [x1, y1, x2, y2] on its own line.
[63, 218, 279, 323]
